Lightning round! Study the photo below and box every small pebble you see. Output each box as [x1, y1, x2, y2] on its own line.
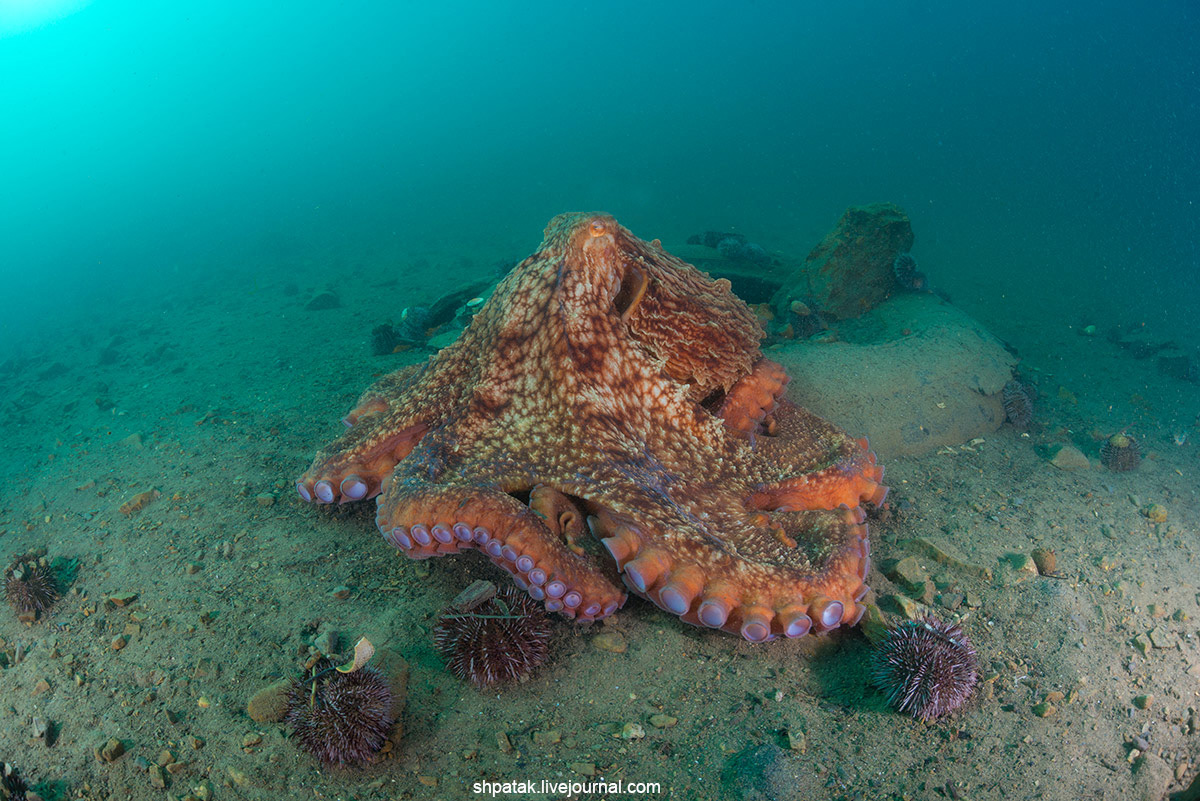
[330, 585, 352, 600]
[1133, 694, 1153, 710]
[110, 636, 127, 651]
[649, 713, 678, 728]
[620, 722, 646, 740]
[185, 561, 202, 575]
[592, 631, 627, 653]
[255, 493, 276, 507]
[1031, 701, 1056, 717]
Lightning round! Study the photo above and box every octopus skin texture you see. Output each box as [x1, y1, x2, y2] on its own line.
[296, 212, 887, 642]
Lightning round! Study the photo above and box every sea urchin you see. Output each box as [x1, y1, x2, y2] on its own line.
[873, 616, 977, 722]
[1100, 433, 1141, 472]
[285, 659, 395, 766]
[4, 556, 58, 622]
[433, 582, 551, 688]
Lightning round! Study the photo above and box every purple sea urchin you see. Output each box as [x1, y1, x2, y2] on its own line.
[4, 556, 58, 621]
[285, 659, 395, 766]
[433, 583, 551, 687]
[1001, 380, 1034, 430]
[2, 762, 30, 801]
[1100, 433, 1140, 472]
[873, 616, 977, 722]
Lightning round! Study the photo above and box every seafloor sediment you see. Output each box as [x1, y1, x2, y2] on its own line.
[0, 240, 1196, 801]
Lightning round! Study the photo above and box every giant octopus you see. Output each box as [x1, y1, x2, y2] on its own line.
[296, 213, 886, 642]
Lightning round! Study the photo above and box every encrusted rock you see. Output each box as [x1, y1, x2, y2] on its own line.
[1048, 444, 1090, 470]
[774, 202, 914, 320]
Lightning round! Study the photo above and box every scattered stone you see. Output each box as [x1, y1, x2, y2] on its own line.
[313, 629, 338, 656]
[592, 630, 628, 653]
[495, 732, 513, 753]
[185, 562, 202, 575]
[111, 635, 127, 651]
[1148, 627, 1176, 649]
[1005, 552, 1039, 578]
[885, 556, 929, 597]
[149, 764, 166, 789]
[32, 678, 51, 695]
[241, 732, 263, 748]
[120, 432, 144, 449]
[247, 679, 292, 723]
[1132, 634, 1150, 656]
[119, 488, 161, 516]
[97, 738, 125, 763]
[964, 591, 983, 608]
[1048, 444, 1090, 470]
[571, 762, 597, 777]
[904, 536, 993, 580]
[157, 749, 176, 767]
[1133, 694, 1153, 710]
[859, 603, 890, 644]
[1142, 504, 1168, 523]
[1031, 701, 1056, 718]
[879, 593, 922, 619]
[31, 717, 48, 741]
[255, 493, 276, 507]
[620, 722, 646, 740]
[108, 591, 139, 607]
[787, 729, 807, 753]
[649, 714, 678, 729]
[217, 540, 234, 559]
[1031, 547, 1057, 576]
[532, 730, 560, 746]
[329, 585, 352, 600]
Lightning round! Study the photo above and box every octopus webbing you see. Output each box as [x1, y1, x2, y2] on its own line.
[296, 213, 886, 642]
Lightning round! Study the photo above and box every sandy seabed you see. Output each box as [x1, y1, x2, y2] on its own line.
[1, 240, 1198, 801]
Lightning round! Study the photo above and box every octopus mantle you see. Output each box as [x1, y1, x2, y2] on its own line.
[297, 213, 886, 642]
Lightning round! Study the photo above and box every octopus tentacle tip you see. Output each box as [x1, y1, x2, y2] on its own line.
[314, 480, 335, 503]
[410, 525, 432, 546]
[340, 475, 368, 500]
[784, 613, 813, 638]
[698, 599, 730, 628]
[296, 482, 312, 502]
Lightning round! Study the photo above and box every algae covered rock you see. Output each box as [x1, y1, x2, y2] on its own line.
[775, 202, 914, 321]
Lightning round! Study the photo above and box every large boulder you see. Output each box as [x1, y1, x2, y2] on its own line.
[774, 202, 914, 321]
[771, 293, 1017, 459]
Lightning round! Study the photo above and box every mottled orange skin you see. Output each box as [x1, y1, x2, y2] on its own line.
[297, 213, 886, 641]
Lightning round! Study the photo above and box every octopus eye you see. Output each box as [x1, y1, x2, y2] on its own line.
[589, 219, 607, 237]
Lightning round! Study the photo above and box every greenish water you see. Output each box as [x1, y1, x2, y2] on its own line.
[1, 1, 1196, 348]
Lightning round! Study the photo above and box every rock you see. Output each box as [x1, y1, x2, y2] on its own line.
[532, 730, 560, 746]
[1133, 694, 1153, 710]
[97, 738, 125, 763]
[1005, 553, 1039, 578]
[329, 585, 352, 600]
[246, 679, 292, 723]
[1031, 701, 1056, 717]
[774, 293, 1017, 459]
[149, 764, 166, 789]
[1048, 444, 1091, 470]
[1142, 504, 1168, 523]
[111, 636, 127, 651]
[620, 722, 645, 740]
[884, 556, 930, 599]
[1148, 627, 1176, 649]
[774, 202, 914, 321]
[571, 763, 597, 777]
[649, 714, 678, 728]
[1132, 752, 1173, 801]
[592, 630, 628, 653]
[108, 591, 139, 607]
[255, 493, 276, 507]
[903, 536, 993, 581]
[313, 629, 338, 656]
